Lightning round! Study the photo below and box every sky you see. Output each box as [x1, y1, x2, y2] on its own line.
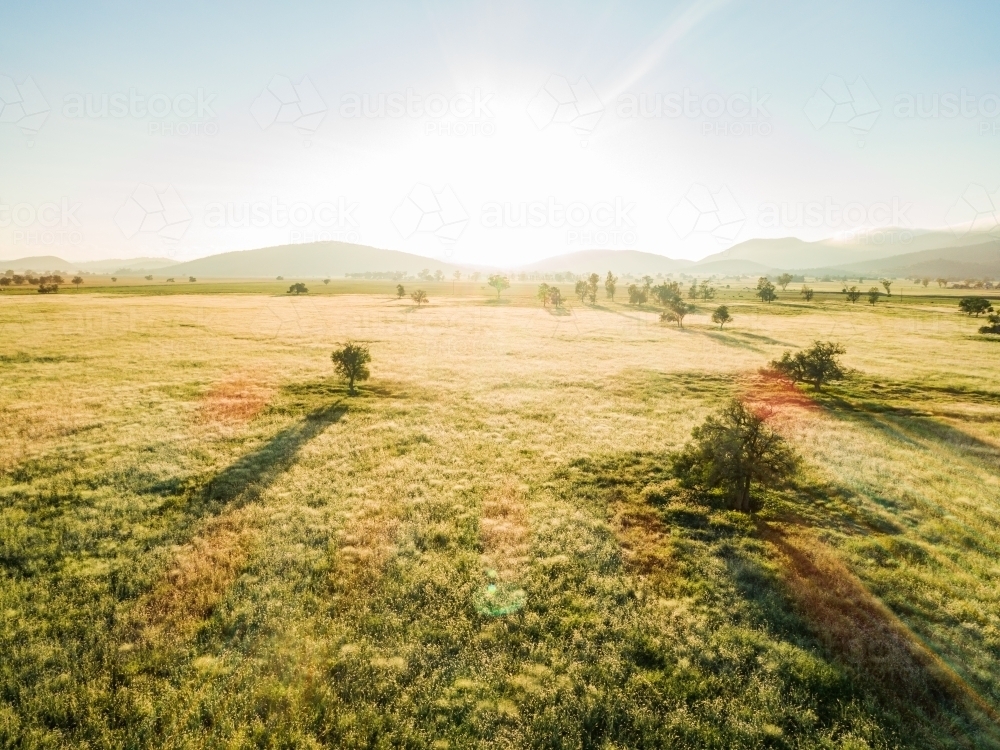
[1, 0, 999, 267]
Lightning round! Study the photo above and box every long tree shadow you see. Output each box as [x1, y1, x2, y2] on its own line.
[147, 403, 345, 519]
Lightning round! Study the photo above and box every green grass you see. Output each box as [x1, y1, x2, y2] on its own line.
[0, 287, 998, 748]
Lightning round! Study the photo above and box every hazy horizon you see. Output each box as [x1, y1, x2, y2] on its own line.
[3, 0, 999, 266]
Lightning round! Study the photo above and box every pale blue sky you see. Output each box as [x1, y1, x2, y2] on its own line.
[2, 0, 998, 264]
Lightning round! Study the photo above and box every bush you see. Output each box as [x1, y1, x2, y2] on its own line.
[770, 341, 846, 391]
[331, 342, 371, 394]
[673, 398, 797, 512]
[979, 313, 1000, 334]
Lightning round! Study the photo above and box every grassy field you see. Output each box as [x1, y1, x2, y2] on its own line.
[1, 284, 999, 748]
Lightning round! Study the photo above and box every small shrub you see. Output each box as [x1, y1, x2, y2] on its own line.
[979, 313, 1000, 334]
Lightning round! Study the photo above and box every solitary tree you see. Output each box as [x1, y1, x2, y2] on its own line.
[711, 304, 733, 329]
[110, 277, 117, 282]
[881, 278, 893, 297]
[605, 271, 618, 300]
[287, 282, 308, 294]
[574, 279, 588, 302]
[323, 278, 331, 285]
[959, 297, 994, 317]
[331, 342, 371, 395]
[587, 273, 600, 304]
[776, 273, 794, 291]
[673, 398, 798, 513]
[411, 289, 428, 306]
[548, 286, 563, 307]
[488, 274, 510, 299]
[845, 286, 862, 303]
[867, 287, 881, 305]
[0, 277, 9, 289]
[72, 276, 83, 288]
[397, 284, 405, 298]
[756, 277, 777, 303]
[770, 341, 846, 391]
[189, 276, 196, 282]
[144, 275, 153, 281]
[921, 278, 930, 288]
[537, 283, 551, 307]
[800, 285, 814, 301]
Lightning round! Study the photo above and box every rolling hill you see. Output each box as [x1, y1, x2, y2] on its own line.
[158, 242, 461, 278]
[0, 255, 179, 273]
[823, 239, 1000, 278]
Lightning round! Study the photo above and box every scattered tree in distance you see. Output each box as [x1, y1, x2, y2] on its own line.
[488, 274, 510, 299]
[331, 341, 371, 395]
[411, 289, 428, 306]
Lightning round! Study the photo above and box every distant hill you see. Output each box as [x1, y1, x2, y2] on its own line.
[686, 258, 774, 276]
[162, 242, 460, 278]
[693, 231, 996, 271]
[519, 249, 692, 275]
[822, 239, 1000, 278]
[0, 255, 179, 273]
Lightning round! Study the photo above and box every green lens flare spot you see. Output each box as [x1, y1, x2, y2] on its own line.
[473, 582, 526, 617]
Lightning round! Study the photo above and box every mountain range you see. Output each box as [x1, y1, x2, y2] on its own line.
[3, 231, 998, 280]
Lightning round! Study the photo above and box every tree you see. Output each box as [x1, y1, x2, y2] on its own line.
[537, 283, 551, 307]
[673, 398, 797, 513]
[331, 342, 371, 395]
[627, 284, 647, 305]
[323, 278, 331, 285]
[867, 287, 881, 305]
[700, 284, 716, 301]
[922, 278, 930, 288]
[71, 276, 83, 288]
[711, 305, 732, 329]
[0, 277, 9, 289]
[471, 272, 481, 282]
[434, 270, 444, 282]
[453, 270, 462, 281]
[959, 297, 994, 317]
[688, 281, 700, 299]
[548, 286, 563, 307]
[189, 276, 196, 282]
[396, 284, 405, 298]
[411, 289, 428, 306]
[605, 271, 617, 300]
[756, 277, 777, 302]
[488, 274, 509, 299]
[845, 286, 861, 303]
[287, 282, 308, 294]
[12, 275, 24, 285]
[936, 278, 947, 288]
[660, 299, 694, 328]
[144, 275, 153, 281]
[776, 273, 794, 291]
[800, 285, 814, 301]
[575, 279, 588, 302]
[880, 278, 893, 297]
[587, 273, 600, 303]
[651, 281, 682, 307]
[277, 276, 284, 280]
[770, 341, 846, 391]
[111, 277, 117, 282]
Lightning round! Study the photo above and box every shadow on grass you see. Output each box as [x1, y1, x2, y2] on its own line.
[148, 403, 344, 517]
[545, 306, 571, 316]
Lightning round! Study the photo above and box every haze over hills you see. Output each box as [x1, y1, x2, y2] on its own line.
[4, 231, 998, 281]
[162, 242, 461, 278]
[518, 249, 693, 275]
[0, 255, 179, 273]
